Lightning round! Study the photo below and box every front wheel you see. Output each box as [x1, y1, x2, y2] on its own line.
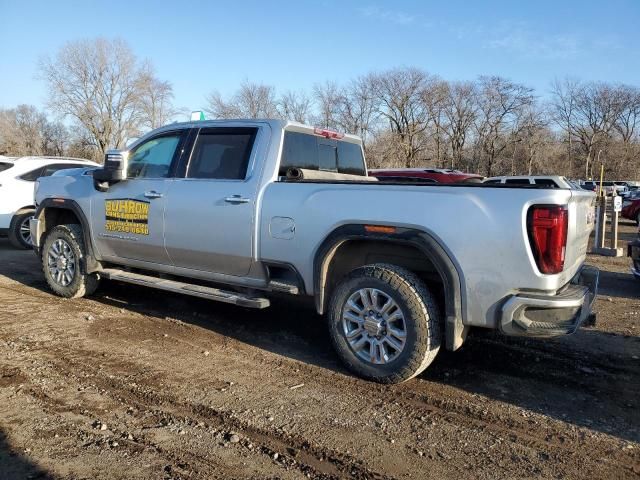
[8, 209, 35, 249]
[41, 224, 100, 298]
[327, 264, 441, 384]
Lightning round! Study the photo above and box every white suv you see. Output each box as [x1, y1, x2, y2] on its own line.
[483, 175, 578, 189]
[0, 156, 98, 248]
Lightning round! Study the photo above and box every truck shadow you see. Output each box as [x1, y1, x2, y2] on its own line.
[417, 330, 640, 444]
[82, 277, 640, 444]
[598, 270, 640, 299]
[0, 427, 53, 480]
[1, 239, 638, 444]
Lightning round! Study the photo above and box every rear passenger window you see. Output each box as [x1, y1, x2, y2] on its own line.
[19, 167, 44, 181]
[41, 163, 82, 177]
[280, 131, 365, 176]
[187, 128, 257, 180]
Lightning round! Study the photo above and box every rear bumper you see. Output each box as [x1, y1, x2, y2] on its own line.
[500, 266, 599, 337]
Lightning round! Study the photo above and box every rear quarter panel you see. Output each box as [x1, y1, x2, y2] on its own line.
[258, 183, 594, 328]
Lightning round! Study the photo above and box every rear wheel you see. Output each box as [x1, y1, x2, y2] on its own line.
[327, 263, 441, 384]
[8, 208, 35, 249]
[41, 224, 99, 298]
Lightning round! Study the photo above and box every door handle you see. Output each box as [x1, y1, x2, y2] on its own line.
[224, 195, 250, 204]
[144, 191, 163, 199]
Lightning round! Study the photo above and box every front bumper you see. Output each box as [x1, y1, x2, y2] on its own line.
[500, 266, 599, 337]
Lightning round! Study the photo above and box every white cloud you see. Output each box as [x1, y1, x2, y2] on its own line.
[358, 5, 417, 25]
[458, 20, 621, 60]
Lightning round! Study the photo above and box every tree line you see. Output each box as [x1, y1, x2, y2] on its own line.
[1, 38, 638, 180]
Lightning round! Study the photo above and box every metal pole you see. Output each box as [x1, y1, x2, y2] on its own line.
[610, 207, 619, 250]
[598, 154, 604, 198]
[596, 196, 607, 249]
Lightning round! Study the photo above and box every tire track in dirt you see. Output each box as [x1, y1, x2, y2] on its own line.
[10, 348, 396, 480]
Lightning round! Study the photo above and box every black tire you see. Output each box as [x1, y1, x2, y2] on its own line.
[636, 212, 640, 226]
[8, 208, 35, 249]
[327, 263, 441, 384]
[41, 224, 100, 298]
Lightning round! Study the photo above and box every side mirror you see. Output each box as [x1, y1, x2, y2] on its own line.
[93, 150, 128, 191]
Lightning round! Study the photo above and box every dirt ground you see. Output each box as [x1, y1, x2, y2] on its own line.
[0, 223, 638, 480]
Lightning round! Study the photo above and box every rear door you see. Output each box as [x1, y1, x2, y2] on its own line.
[163, 126, 263, 276]
[90, 130, 189, 264]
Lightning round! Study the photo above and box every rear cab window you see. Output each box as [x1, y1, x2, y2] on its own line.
[532, 178, 560, 188]
[505, 178, 532, 185]
[279, 130, 366, 177]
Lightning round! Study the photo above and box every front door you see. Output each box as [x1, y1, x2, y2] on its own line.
[90, 130, 188, 265]
[164, 126, 262, 276]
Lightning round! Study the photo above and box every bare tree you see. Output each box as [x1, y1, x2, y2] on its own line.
[0, 105, 68, 157]
[421, 80, 449, 167]
[614, 85, 640, 144]
[570, 82, 624, 178]
[334, 75, 380, 150]
[139, 64, 178, 129]
[40, 118, 68, 156]
[312, 81, 341, 129]
[441, 81, 478, 169]
[206, 81, 279, 119]
[550, 78, 580, 176]
[372, 67, 436, 167]
[278, 90, 312, 123]
[475, 76, 534, 176]
[518, 105, 550, 175]
[39, 38, 167, 157]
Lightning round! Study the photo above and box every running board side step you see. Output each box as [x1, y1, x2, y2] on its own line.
[267, 279, 299, 295]
[100, 269, 270, 309]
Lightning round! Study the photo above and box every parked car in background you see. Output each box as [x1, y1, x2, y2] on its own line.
[0, 156, 98, 248]
[484, 175, 578, 189]
[613, 181, 638, 198]
[370, 168, 484, 183]
[622, 197, 640, 225]
[581, 180, 624, 196]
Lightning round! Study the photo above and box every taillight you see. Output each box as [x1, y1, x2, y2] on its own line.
[527, 205, 568, 274]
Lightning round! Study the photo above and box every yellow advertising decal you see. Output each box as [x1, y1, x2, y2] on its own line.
[104, 199, 150, 235]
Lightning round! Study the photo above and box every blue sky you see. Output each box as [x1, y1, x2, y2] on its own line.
[1, 0, 638, 117]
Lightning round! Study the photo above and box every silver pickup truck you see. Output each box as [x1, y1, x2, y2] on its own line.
[30, 120, 599, 383]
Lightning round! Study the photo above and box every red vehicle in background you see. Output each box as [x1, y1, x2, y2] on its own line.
[622, 197, 640, 225]
[370, 168, 484, 184]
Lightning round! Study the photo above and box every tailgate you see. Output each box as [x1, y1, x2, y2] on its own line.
[565, 190, 596, 273]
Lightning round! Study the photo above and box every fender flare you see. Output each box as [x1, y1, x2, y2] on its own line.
[313, 224, 468, 350]
[34, 198, 101, 273]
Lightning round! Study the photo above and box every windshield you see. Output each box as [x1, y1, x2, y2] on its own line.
[0, 162, 13, 173]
